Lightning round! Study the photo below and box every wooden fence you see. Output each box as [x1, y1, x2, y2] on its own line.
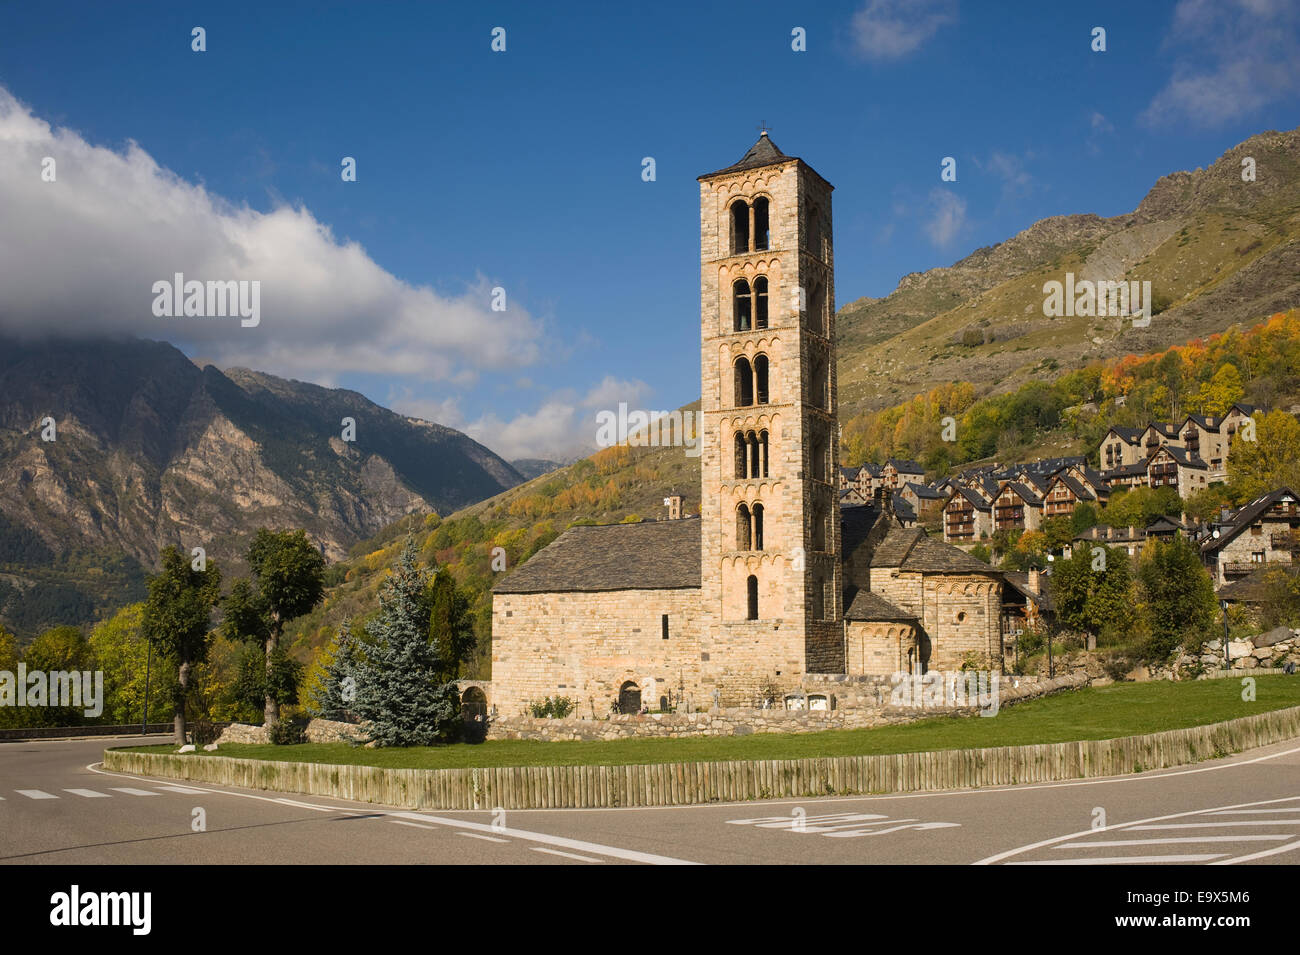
[102, 704, 1300, 810]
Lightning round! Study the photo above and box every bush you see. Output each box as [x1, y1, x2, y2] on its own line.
[527, 695, 577, 718]
[269, 716, 308, 745]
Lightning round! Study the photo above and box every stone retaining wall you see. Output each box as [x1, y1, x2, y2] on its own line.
[102, 704, 1300, 810]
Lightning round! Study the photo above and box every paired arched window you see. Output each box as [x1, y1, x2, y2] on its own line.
[733, 277, 769, 333]
[730, 197, 773, 255]
[811, 500, 827, 551]
[806, 281, 826, 336]
[807, 203, 822, 260]
[733, 355, 770, 407]
[735, 501, 766, 550]
[810, 355, 829, 410]
[733, 429, 770, 479]
[746, 575, 759, 620]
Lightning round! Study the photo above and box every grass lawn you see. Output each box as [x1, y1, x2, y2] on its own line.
[116, 675, 1300, 771]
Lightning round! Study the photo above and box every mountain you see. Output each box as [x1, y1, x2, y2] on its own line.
[510, 458, 565, 481]
[836, 127, 1300, 415]
[0, 336, 522, 637]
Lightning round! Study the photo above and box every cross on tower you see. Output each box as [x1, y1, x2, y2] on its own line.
[757, 121, 769, 136]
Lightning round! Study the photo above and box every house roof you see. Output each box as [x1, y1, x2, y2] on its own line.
[1144, 422, 1180, 439]
[493, 517, 702, 593]
[1104, 461, 1149, 479]
[861, 462, 883, 476]
[1154, 445, 1207, 469]
[1001, 481, 1044, 506]
[947, 485, 992, 510]
[887, 458, 924, 472]
[844, 589, 917, 623]
[906, 482, 947, 499]
[1201, 486, 1300, 555]
[1052, 473, 1095, 501]
[1002, 571, 1055, 612]
[1183, 413, 1223, 433]
[1107, 426, 1144, 443]
[1217, 566, 1298, 603]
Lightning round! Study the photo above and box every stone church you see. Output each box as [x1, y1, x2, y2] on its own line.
[490, 135, 1003, 715]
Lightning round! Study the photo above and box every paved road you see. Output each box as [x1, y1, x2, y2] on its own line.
[2, 735, 1299, 865]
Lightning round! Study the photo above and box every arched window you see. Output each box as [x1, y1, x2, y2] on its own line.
[755, 354, 769, 404]
[811, 500, 827, 551]
[811, 355, 828, 410]
[747, 431, 759, 479]
[759, 429, 769, 477]
[731, 200, 749, 255]
[754, 276, 768, 329]
[736, 503, 752, 550]
[746, 575, 759, 620]
[733, 279, 752, 332]
[734, 432, 747, 479]
[807, 203, 821, 259]
[753, 503, 764, 550]
[734, 357, 753, 406]
[807, 281, 826, 336]
[753, 197, 770, 251]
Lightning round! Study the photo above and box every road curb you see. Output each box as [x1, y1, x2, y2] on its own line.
[102, 704, 1300, 810]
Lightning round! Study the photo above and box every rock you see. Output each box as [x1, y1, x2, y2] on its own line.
[1228, 640, 1254, 659]
[1239, 656, 1258, 668]
[203, 743, 218, 752]
[1253, 625, 1293, 648]
[177, 744, 195, 753]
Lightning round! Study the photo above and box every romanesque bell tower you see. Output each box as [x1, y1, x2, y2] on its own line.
[697, 133, 843, 704]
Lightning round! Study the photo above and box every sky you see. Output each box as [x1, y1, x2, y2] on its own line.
[1, 0, 1298, 462]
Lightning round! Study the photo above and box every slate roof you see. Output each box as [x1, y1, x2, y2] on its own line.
[1184, 413, 1223, 433]
[1104, 461, 1148, 479]
[888, 458, 924, 473]
[946, 485, 992, 510]
[1202, 487, 1300, 555]
[1217, 567, 1298, 603]
[700, 133, 801, 179]
[844, 590, 917, 623]
[1107, 426, 1144, 443]
[493, 517, 702, 593]
[1002, 571, 1056, 612]
[1052, 473, 1095, 501]
[1155, 445, 1207, 468]
[861, 462, 883, 476]
[906, 482, 947, 499]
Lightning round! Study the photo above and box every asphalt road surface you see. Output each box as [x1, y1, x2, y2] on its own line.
[2, 735, 1299, 865]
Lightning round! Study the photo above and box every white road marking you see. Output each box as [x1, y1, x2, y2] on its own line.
[156, 785, 208, 795]
[16, 790, 57, 800]
[87, 763, 700, 865]
[1208, 807, 1300, 814]
[391, 820, 439, 831]
[109, 787, 159, 797]
[457, 832, 509, 843]
[531, 847, 602, 863]
[1209, 839, 1300, 864]
[1059, 835, 1289, 847]
[63, 789, 110, 798]
[1007, 854, 1226, 865]
[977, 794, 1300, 865]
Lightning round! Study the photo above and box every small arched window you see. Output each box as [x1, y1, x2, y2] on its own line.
[734, 357, 754, 407]
[753, 503, 764, 550]
[731, 200, 750, 255]
[807, 203, 821, 259]
[807, 281, 826, 336]
[759, 429, 769, 477]
[754, 277, 768, 329]
[811, 355, 829, 410]
[736, 503, 752, 550]
[733, 279, 752, 332]
[811, 500, 827, 551]
[734, 432, 747, 479]
[753, 197, 770, 251]
[755, 354, 769, 404]
[746, 575, 759, 620]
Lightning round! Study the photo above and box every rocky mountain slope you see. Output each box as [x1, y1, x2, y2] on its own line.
[0, 336, 522, 636]
[837, 126, 1300, 414]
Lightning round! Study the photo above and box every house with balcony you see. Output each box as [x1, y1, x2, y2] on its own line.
[993, 480, 1044, 534]
[1099, 426, 1145, 471]
[1042, 472, 1101, 520]
[1200, 487, 1300, 587]
[883, 458, 925, 491]
[942, 485, 993, 543]
[1146, 444, 1209, 497]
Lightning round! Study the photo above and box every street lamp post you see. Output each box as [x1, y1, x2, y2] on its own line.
[141, 638, 153, 736]
[1221, 599, 1231, 671]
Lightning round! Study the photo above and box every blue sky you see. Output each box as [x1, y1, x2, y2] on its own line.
[1, 0, 1297, 460]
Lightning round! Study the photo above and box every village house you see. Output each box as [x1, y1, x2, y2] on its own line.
[1100, 426, 1145, 470]
[993, 480, 1044, 534]
[1146, 444, 1209, 497]
[942, 485, 994, 543]
[1201, 487, 1300, 587]
[899, 481, 947, 521]
[882, 458, 925, 491]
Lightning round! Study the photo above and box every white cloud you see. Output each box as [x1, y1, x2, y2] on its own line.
[397, 376, 654, 462]
[0, 86, 543, 384]
[851, 0, 958, 61]
[974, 150, 1032, 200]
[1143, 0, 1300, 127]
[923, 188, 967, 248]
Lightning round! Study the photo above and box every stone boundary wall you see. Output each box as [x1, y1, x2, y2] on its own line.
[0, 723, 176, 742]
[484, 673, 1086, 741]
[102, 703, 1300, 811]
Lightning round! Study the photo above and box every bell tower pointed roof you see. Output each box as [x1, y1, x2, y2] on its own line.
[698, 131, 828, 185]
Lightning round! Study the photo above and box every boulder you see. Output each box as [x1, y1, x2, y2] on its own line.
[1228, 640, 1254, 659]
[1253, 625, 1293, 648]
[177, 744, 195, 753]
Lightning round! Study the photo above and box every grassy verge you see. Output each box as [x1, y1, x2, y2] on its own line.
[115, 676, 1300, 771]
